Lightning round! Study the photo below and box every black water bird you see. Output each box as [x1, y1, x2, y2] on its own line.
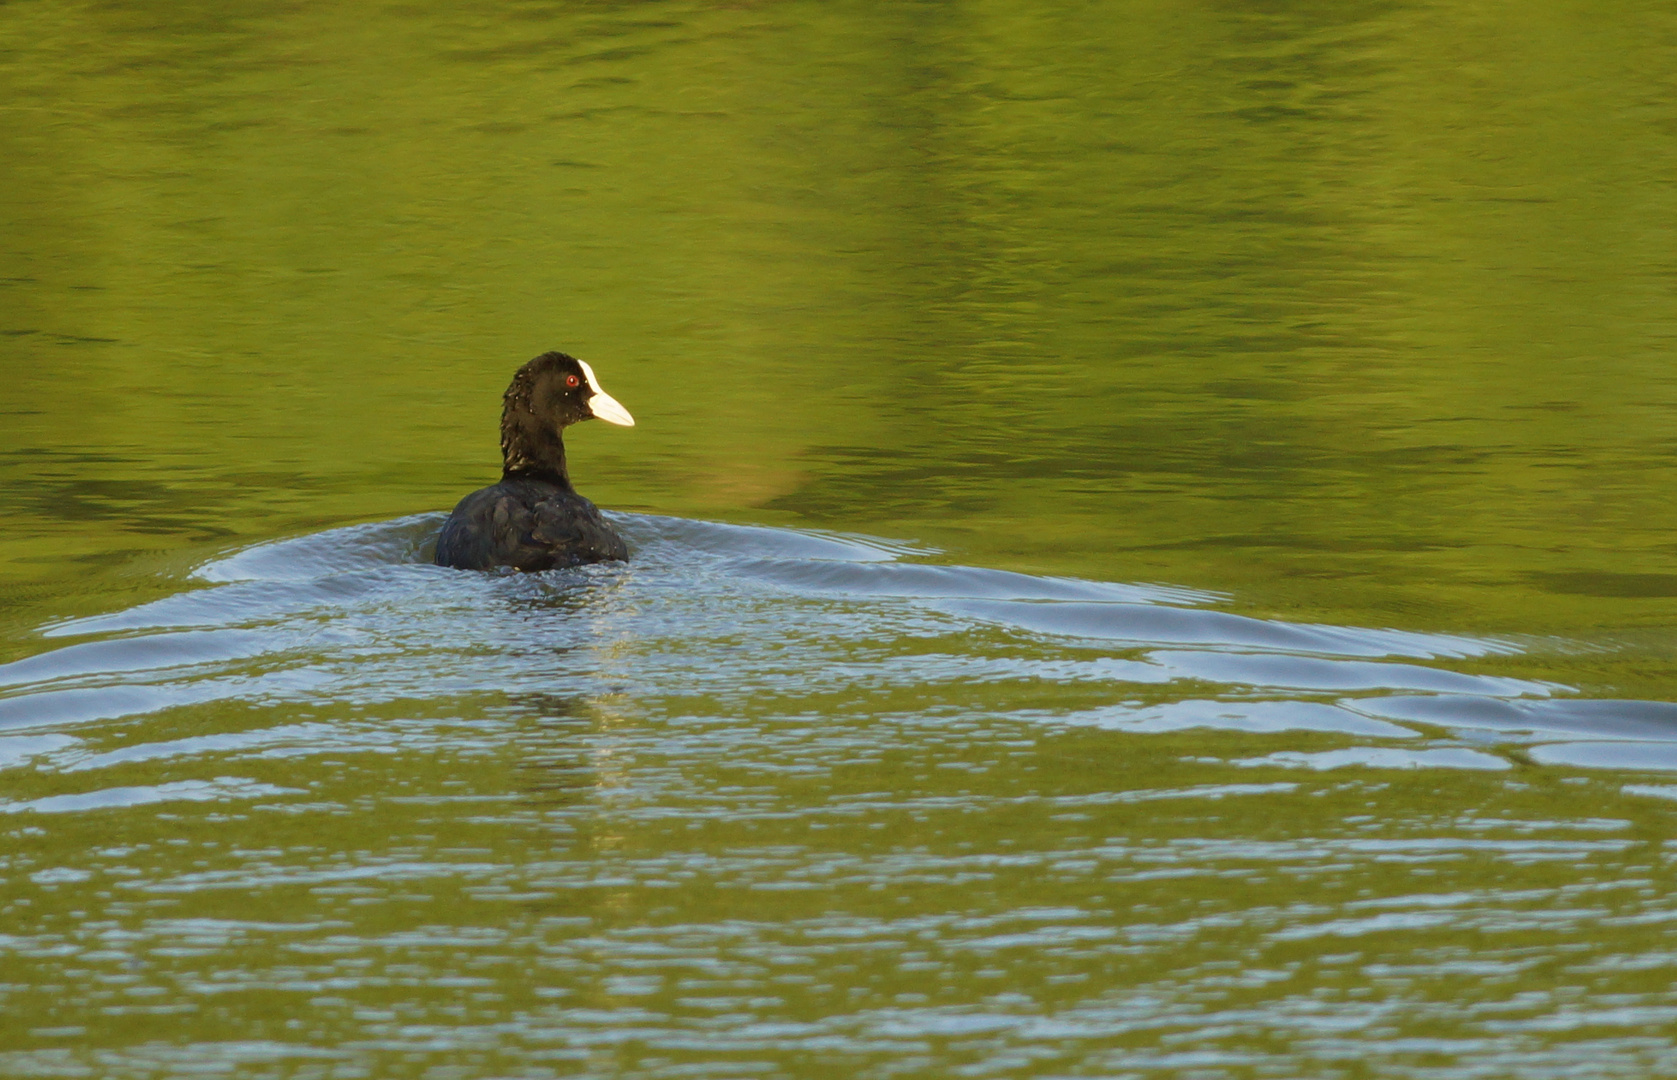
[434, 351, 635, 572]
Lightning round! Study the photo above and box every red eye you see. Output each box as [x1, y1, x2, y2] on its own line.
[565, 374, 580, 388]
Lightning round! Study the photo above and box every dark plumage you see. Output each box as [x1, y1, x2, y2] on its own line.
[435, 351, 635, 572]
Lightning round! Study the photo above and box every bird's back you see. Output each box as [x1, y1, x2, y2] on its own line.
[434, 476, 628, 571]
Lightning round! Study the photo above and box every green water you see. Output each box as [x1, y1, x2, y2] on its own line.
[6, 1, 1677, 1076]
[7, 0, 1677, 630]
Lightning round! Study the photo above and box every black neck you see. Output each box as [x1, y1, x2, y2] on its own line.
[500, 410, 573, 488]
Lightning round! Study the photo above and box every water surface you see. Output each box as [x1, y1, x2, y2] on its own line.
[5, 1, 1677, 1076]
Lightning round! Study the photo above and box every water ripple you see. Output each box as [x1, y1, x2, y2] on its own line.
[4, 515, 1676, 1079]
[0, 513, 1660, 775]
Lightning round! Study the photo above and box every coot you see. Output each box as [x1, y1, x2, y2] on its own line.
[435, 351, 635, 571]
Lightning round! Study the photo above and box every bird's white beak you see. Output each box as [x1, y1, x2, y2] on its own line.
[577, 359, 635, 427]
